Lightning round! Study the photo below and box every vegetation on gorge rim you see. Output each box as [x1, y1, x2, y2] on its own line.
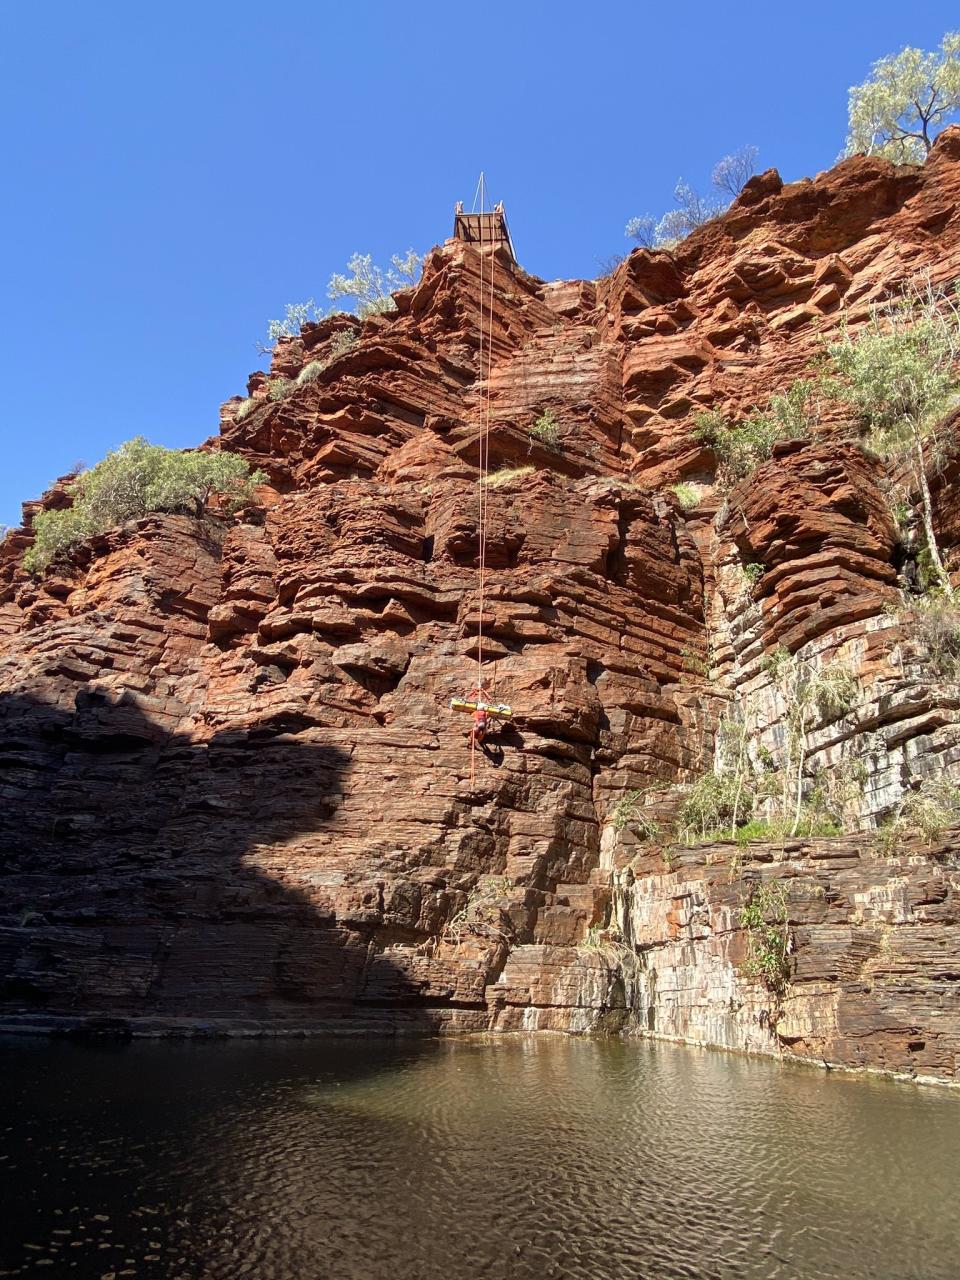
[875, 778, 960, 853]
[252, 32, 960, 352]
[625, 31, 960, 253]
[625, 147, 759, 248]
[23, 439, 265, 575]
[266, 250, 423, 340]
[844, 31, 960, 163]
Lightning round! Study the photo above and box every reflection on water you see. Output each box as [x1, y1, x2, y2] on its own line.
[0, 1035, 958, 1279]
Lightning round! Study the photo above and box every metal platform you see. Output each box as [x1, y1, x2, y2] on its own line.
[453, 205, 516, 263]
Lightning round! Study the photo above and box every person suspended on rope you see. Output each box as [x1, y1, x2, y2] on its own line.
[450, 687, 513, 744]
[470, 703, 490, 744]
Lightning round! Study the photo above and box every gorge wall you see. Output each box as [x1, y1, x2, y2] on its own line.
[1, 133, 960, 1084]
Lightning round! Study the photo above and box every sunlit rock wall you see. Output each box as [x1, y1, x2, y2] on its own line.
[1, 132, 960, 1080]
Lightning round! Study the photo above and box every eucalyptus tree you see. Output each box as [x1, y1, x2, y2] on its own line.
[844, 32, 960, 162]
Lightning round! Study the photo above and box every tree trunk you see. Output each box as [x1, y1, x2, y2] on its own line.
[913, 425, 953, 596]
[789, 735, 806, 837]
[730, 725, 747, 838]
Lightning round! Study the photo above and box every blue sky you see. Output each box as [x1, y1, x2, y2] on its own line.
[1, 1, 958, 525]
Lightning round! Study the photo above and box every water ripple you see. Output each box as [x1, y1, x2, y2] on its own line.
[0, 1036, 958, 1279]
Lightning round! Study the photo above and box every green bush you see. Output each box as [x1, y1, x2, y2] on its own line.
[296, 361, 326, 386]
[905, 593, 960, 676]
[676, 772, 747, 844]
[680, 644, 711, 676]
[824, 275, 960, 593]
[735, 814, 841, 843]
[824, 280, 960, 452]
[672, 655, 861, 848]
[326, 330, 358, 360]
[295, 332, 359, 387]
[610, 789, 660, 840]
[876, 777, 960, 854]
[267, 300, 326, 342]
[760, 647, 860, 836]
[694, 379, 814, 483]
[23, 438, 265, 575]
[327, 250, 422, 318]
[670, 482, 699, 510]
[530, 408, 562, 450]
[739, 882, 790, 994]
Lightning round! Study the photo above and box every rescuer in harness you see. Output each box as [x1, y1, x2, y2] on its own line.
[469, 703, 490, 745]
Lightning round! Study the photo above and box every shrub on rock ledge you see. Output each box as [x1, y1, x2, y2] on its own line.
[825, 274, 960, 596]
[693, 378, 815, 483]
[327, 250, 422, 318]
[529, 408, 562, 450]
[24, 438, 265, 575]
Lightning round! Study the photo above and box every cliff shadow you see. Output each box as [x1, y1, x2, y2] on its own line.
[0, 687, 437, 1035]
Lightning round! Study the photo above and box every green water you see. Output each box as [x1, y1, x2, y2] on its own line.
[0, 1035, 957, 1279]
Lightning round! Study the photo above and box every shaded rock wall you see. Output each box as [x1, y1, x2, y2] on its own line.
[2, 134, 960, 1079]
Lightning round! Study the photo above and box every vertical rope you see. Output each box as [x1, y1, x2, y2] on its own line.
[467, 173, 500, 784]
[471, 175, 488, 785]
[476, 173, 488, 693]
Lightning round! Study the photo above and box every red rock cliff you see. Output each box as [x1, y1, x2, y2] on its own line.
[1, 133, 960, 1082]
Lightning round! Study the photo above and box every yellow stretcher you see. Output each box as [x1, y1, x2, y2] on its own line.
[450, 697, 513, 719]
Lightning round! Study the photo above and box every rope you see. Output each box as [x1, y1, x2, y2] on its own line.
[471, 175, 489, 783]
[467, 172, 500, 784]
[480, 175, 496, 679]
[477, 173, 488, 688]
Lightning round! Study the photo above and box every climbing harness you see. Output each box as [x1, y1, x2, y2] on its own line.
[450, 174, 513, 779]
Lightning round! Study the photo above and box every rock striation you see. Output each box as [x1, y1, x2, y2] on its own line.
[2, 132, 960, 1082]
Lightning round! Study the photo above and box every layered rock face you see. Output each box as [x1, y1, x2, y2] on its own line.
[611, 832, 960, 1082]
[1, 134, 960, 1081]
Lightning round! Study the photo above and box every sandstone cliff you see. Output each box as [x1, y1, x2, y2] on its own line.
[2, 132, 960, 1084]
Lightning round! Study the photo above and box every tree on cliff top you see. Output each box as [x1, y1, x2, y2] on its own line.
[710, 145, 760, 198]
[844, 32, 960, 163]
[267, 300, 327, 341]
[265, 250, 423, 343]
[625, 146, 757, 249]
[24, 438, 265, 575]
[327, 250, 422, 318]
